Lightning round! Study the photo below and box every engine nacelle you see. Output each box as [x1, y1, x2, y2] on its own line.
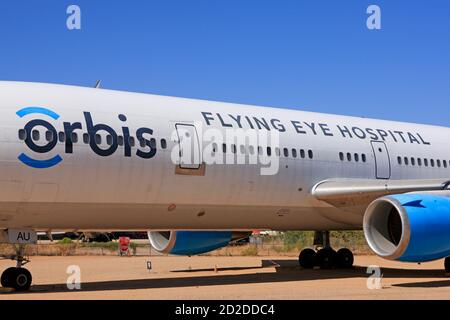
[363, 193, 450, 262]
[148, 231, 250, 255]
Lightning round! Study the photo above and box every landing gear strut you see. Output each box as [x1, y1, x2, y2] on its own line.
[298, 231, 354, 270]
[1, 244, 32, 291]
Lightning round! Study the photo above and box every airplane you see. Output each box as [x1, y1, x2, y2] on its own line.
[0, 80, 449, 291]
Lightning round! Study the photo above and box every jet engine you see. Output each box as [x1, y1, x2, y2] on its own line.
[148, 231, 251, 255]
[363, 193, 450, 262]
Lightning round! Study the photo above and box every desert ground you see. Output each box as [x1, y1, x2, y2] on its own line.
[1, 255, 449, 299]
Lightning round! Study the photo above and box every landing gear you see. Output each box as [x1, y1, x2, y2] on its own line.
[314, 247, 337, 269]
[298, 248, 316, 268]
[336, 248, 354, 269]
[445, 257, 450, 274]
[1, 244, 32, 291]
[1, 267, 16, 288]
[1, 267, 32, 291]
[298, 231, 354, 270]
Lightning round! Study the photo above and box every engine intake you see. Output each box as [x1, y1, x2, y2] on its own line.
[364, 193, 450, 262]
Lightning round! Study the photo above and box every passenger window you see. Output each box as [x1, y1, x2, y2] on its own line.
[397, 156, 402, 165]
[418, 158, 422, 166]
[72, 133, 78, 143]
[118, 136, 124, 146]
[347, 153, 352, 162]
[362, 154, 367, 163]
[212, 143, 218, 153]
[222, 144, 227, 153]
[404, 157, 409, 165]
[150, 138, 156, 148]
[95, 134, 102, 145]
[138, 137, 145, 148]
[267, 147, 272, 156]
[339, 152, 344, 161]
[83, 133, 90, 144]
[292, 149, 297, 158]
[437, 160, 441, 168]
[231, 144, 237, 154]
[300, 149, 306, 159]
[283, 148, 289, 157]
[241, 145, 246, 154]
[424, 158, 428, 167]
[444, 161, 447, 168]
[58, 132, 66, 143]
[411, 158, 415, 166]
[258, 147, 263, 156]
[354, 153, 359, 162]
[275, 147, 280, 157]
[18, 129, 26, 140]
[161, 139, 167, 149]
[129, 137, 135, 147]
[107, 135, 114, 146]
[431, 159, 435, 167]
[32, 130, 40, 141]
[45, 131, 53, 142]
[249, 145, 255, 155]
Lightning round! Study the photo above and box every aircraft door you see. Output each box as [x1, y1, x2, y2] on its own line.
[371, 141, 391, 179]
[175, 124, 202, 169]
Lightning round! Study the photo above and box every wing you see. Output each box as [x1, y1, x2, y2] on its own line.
[311, 178, 450, 208]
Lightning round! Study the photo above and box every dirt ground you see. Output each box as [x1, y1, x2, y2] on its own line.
[0, 255, 449, 300]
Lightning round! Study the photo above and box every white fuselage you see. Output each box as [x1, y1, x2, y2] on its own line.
[0, 82, 449, 232]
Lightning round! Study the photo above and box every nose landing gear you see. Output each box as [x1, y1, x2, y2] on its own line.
[1, 244, 32, 291]
[298, 231, 354, 270]
[1, 267, 32, 291]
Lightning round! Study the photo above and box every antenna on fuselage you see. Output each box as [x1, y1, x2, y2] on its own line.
[94, 80, 102, 89]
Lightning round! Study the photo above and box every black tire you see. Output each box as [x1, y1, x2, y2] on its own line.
[445, 257, 450, 273]
[1, 267, 17, 288]
[299, 248, 316, 269]
[336, 248, 354, 269]
[10, 268, 32, 291]
[314, 248, 337, 269]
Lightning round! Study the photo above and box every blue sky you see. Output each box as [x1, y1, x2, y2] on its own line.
[0, 1, 449, 126]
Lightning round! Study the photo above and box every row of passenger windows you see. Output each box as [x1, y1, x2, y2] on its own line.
[339, 152, 367, 163]
[18, 129, 168, 149]
[398, 156, 450, 168]
[211, 143, 314, 159]
[19, 129, 314, 159]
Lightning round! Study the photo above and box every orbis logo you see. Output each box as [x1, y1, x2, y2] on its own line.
[16, 106, 157, 169]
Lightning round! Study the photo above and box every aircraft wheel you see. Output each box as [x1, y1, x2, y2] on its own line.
[9, 268, 32, 291]
[336, 248, 354, 269]
[1, 267, 17, 288]
[299, 248, 316, 269]
[445, 257, 450, 273]
[314, 248, 337, 269]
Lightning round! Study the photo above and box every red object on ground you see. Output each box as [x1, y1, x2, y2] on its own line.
[119, 237, 131, 256]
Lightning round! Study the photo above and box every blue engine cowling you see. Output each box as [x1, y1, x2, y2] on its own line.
[148, 231, 250, 255]
[363, 193, 450, 262]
